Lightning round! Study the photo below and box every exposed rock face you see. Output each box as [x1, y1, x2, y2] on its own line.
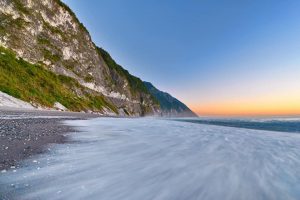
[144, 82, 197, 117]
[0, 0, 195, 117]
[0, 0, 159, 116]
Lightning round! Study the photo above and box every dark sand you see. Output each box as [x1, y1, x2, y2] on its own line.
[0, 108, 98, 170]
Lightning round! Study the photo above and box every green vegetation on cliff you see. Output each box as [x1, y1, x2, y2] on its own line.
[0, 46, 117, 113]
[0, 0, 193, 116]
[97, 47, 150, 96]
[144, 82, 197, 117]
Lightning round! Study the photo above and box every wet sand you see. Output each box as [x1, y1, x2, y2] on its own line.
[0, 108, 98, 170]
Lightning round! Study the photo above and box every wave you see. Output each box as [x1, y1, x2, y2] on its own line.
[1, 118, 300, 200]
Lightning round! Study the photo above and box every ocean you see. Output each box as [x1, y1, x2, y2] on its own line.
[176, 116, 300, 133]
[1, 117, 300, 200]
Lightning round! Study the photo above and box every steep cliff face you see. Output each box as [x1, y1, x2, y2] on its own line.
[0, 0, 159, 116]
[144, 82, 197, 117]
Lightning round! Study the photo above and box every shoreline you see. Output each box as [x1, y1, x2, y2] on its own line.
[2, 118, 300, 199]
[0, 108, 99, 171]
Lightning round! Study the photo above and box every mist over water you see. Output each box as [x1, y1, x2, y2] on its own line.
[1, 118, 300, 200]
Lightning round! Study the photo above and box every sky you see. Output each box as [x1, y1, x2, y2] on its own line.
[63, 0, 300, 116]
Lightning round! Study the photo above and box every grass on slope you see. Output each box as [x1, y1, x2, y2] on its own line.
[97, 47, 150, 96]
[0, 46, 118, 113]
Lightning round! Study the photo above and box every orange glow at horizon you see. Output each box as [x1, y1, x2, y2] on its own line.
[189, 97, 300, 117]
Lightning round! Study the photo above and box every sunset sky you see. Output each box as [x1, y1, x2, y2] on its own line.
[63, 0, 300, 116]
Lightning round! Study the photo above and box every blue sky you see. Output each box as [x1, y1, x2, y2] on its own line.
[63, 0, 300, 115]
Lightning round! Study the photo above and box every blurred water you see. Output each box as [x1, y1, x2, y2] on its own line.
[176, 117, 300, 133]
[1, 118, 300, 200]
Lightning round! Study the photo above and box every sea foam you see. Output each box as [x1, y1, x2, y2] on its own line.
[1, 118, 300, 200]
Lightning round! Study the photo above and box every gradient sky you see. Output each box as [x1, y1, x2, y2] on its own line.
[63, 0, 300, 116]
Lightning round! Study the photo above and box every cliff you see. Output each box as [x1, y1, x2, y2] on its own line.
[0, 0, 195, 117]
[144, 82, 197, 117]
[0, 0, 160, 116]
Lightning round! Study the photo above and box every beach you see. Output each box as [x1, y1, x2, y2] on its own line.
[1, 117, 300, 200]
[0, 108, 97, 171]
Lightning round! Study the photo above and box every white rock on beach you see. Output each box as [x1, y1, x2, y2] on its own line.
[53, 102, 68, 111]
[0, 91, 35, 109]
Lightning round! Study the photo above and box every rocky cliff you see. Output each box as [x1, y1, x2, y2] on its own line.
[0, 0, 195, 117]
[0, 0, 161, 116]
[144, 82, 197, 117]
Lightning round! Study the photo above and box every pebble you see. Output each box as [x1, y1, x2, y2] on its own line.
[0, 110, 86, 171]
